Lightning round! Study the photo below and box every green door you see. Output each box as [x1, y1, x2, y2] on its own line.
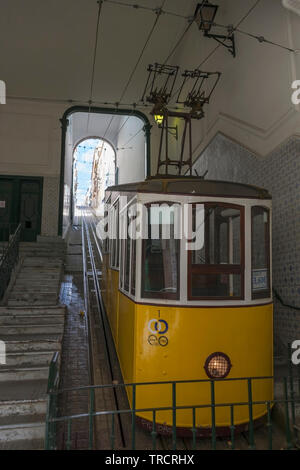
[19, 180, 42, 242]
[0, 176, 43, 242]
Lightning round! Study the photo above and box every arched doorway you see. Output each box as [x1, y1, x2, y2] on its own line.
[59, 106, 151, 237]
[72, 137, 116, 219]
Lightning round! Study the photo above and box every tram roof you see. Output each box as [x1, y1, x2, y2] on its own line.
[106, 176, 271, 200]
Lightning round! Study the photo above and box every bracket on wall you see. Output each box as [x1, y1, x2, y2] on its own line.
[204, 30, 236, 57]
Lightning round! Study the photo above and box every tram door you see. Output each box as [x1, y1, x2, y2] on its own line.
[0, 176, 43, 242]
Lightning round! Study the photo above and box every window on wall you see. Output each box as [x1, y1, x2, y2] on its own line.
[188, 203, 244, 300]
[109, 200, 119, 269]
[141, 203, 180, 300]
[251, 206, 270, 299]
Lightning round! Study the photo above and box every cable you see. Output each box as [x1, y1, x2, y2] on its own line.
[170, 0, 263, 102]
[89, 0, 104, 106]
[119, 125, 144, 148]
[6, 95, 152, 110]
[119, 6, 164, 103]
[87, 0, 105, 132]
[111, 2, 195, 144]
[162, 20, 193, 67]
[273, 288, 300, 311]
[102, 0, 166, 142]
[235, 0, 262, 29]
[102, 0, 189, 20]
[111, 113, 133, 144]
[235, 27, 297, 53]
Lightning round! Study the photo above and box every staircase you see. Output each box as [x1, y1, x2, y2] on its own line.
[0, 306, 65, 449]
[19, 236, 66, 260]
[7, 257, 63, 307]
[0, 240, 66, 449]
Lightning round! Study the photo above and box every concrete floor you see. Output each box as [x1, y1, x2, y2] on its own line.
[55, 225, 90, 449]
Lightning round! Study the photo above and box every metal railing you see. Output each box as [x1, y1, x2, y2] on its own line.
[45, 368, 300, 451]
[0, 223, 22, 300]
[0, 222, 20, 246]
[45, 352, 60, 449]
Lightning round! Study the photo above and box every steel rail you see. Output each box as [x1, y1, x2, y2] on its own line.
[81, 216, 94, 386]
[82, 210, 126, 447]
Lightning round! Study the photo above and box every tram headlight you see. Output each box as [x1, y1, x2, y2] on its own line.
[204, 352, 232, 379]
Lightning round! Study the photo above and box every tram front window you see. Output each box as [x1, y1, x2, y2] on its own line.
[189, 204, 244, 299]
[142, 204, 180, 300]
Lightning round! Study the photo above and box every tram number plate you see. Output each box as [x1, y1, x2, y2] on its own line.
[252, 269, 268, 291]
[0, 201, 5, 208]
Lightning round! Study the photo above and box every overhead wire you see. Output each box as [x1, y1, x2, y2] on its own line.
[86, 0, 104, 132]
[7, 0, 300, 113]
[170, 0, 263, 104]
[102, 0, 190, 20]
[102, 0, 167, 146]
[114, 1, 196, 148]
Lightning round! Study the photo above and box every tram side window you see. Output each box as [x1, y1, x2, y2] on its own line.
[120, 204, 137, 296]
[142, 204, 180, 300]
[103, 199, 110, 254]
[251, 206, 270, 299]
[109, 201, 119, 269]
[189, 204, 244, 299]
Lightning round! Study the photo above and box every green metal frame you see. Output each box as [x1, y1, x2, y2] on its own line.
[45, 363, 300, 450]
[58, 106, 152, 237]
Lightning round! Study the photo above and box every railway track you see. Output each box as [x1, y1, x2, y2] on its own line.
[81, 210, 129, 449]
[80, 208, 288, 451]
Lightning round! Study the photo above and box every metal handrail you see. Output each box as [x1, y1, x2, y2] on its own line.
[0, 223, 22, 300]
[45, 352, 60, 450]
[45, 373, 300, 451]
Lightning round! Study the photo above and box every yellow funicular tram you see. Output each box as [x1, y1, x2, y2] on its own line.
[100, 176, 273, 435]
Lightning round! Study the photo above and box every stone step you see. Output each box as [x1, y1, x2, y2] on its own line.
[8, 295, 59, 302]
[0, 324, 64, 335]
[5, 351, 55, 367]
[20, 247, 65, 252]
[4, 336, 62, 353]
[20, 253, 64, 260]
[16, 274, 61, 281]
[19, 266, 61, 271]
[7, 299, 59, 307]
[0, 379, 48, 402]
[0, 399, 47, 418]
[9, 290, 59, 296]
[0, 306, 65, 316]
[0, 417, 45, 444]
[14, 280, 60, 286]
[12, 288, 60, 294]
[0, 315, 64, 325]
[20, 248, 65, 253]
[0, 438, 44, 450]
[15, 272, 61, 278]
[0, 365, 49, 382]
[23, 257, 63, 266]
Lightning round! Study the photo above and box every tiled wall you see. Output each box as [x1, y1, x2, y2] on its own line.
[41, 176, 60, 237]
[193, 134, 300, 352]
